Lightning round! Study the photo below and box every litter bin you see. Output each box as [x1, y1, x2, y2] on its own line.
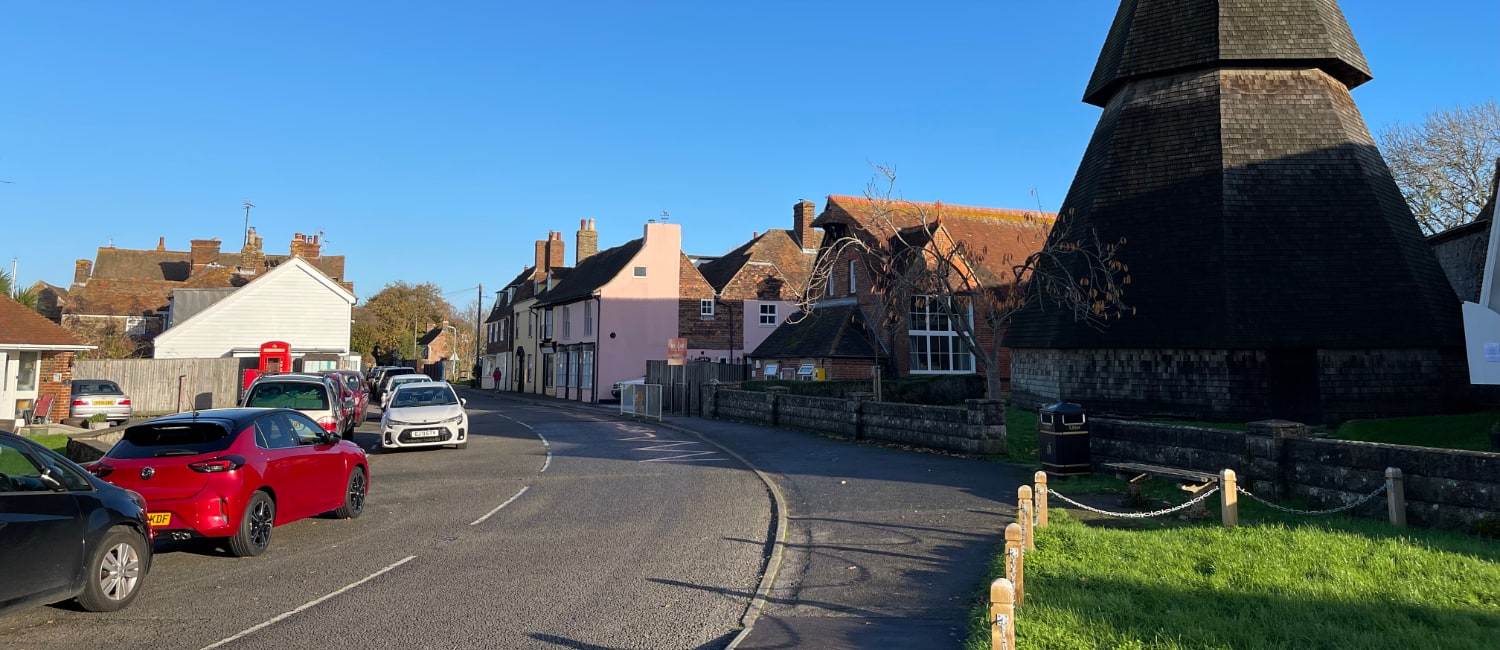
[1039, 402, 1090, 477]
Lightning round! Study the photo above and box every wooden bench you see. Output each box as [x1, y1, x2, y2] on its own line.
[1100, 461, 1219, 517]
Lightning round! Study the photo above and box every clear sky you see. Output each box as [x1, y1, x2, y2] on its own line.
[3, 1, 1496, 307]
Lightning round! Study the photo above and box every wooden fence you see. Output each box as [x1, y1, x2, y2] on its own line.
[646, 360, 749, 415]
[75, 358, 248, 416]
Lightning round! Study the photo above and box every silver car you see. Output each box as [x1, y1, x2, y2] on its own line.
[69, 379, 133, 425]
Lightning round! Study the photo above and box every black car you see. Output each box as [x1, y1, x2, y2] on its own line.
[0, 431, 152, 616]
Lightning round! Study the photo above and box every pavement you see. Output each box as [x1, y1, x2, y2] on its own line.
[477, 388, 1029, 650]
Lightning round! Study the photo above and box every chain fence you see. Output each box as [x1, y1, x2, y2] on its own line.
[1237, 483, 1387, 516]
[1048, 486, 1221, 519]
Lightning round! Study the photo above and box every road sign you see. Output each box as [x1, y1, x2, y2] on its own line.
[667, 338, 687, 366]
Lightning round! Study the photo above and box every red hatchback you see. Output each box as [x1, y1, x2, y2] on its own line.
[87, 408, 369, 557]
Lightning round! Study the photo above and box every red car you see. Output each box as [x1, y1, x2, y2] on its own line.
[319, 369, 368, 436]
[87, 408, 369, 557]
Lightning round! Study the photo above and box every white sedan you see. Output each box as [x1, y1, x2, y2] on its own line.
[379, 382, 469, 450]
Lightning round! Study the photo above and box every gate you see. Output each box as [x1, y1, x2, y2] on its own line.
[620, 383, 663, 421]
[646, 360, 750, 415]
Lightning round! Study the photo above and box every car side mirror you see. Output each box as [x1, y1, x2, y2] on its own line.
[322, 432, 340, 445]
[39, 469, 67, 492]
[460, 398, 467, 407]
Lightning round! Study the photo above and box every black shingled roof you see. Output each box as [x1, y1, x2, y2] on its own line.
[533, 239, 644, 307]
[748, 302, 882, 359]
[1084, 0, 1372, 106]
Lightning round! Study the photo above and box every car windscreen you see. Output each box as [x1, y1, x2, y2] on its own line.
[391, 386, 458, 408]
[73, 380, 123, 395]
[245, 382, 330, 410]
[111, 422, 237, 459]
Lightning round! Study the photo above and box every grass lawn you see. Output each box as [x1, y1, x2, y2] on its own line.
[969, 499, 1500, 649]
[23, 434, 71, 453]
[1334, 411, 1499, 452]
[1004, 405, 1040, 465]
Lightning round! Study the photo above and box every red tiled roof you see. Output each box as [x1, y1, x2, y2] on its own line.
[0, 293, 85, 347]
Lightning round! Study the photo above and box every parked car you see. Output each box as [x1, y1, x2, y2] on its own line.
[241, 374, 351, 438]
[86, 408, 368, 557]
[319, 370, 368, 431]
[379, 374, 434, 410]
[379, 382, 469, 451]
[69, 379, 133, 426]
[0, 430, 152, 616]
[371, 366, 416, 403]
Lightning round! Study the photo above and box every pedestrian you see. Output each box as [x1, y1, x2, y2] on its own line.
[492, 367, 502, 393]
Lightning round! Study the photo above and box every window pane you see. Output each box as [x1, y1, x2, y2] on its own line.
[909, 296, 928, 331]
[933, 336, 951, 370]
[910, 336, 929, 371]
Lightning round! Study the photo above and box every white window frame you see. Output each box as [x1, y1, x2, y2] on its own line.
[759, 303, 777, 326]
[543, 309, 554, 340]
[700, 299, 714, 319]
[562, 306, 572, 338]
[764, 363, 778, 378]
[848, 260, 857, 294]
[527, 313, 534, 337]
[580, 349, 594, 389]
[907, 295, 974, 374]
[584, 300, 594, 336]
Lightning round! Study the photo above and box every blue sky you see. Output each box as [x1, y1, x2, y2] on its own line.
[3, 1, 1496, 307]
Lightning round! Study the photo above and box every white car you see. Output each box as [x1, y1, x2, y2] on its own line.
[380, 374, 434, 410]
[379, 382, 469, 450]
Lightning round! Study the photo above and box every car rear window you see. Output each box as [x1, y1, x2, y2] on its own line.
[245, 382, 330, 410]
[73, 381, 123, 395]
[111, 422, 237, 459]
[391, 386, 458, 408]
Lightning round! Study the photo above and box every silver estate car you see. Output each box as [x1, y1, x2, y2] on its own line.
[69, 379, 133, 425]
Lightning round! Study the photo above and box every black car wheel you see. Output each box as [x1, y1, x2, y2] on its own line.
[76, 527, 148, 612]
[334, 467, 366, 519]
[228, 491, 275, 557]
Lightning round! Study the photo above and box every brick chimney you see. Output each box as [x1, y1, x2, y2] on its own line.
[794, 199, 818, 250]
[156, 237, 166, 251]
[74, 259, 92, 285]
[576, 219, 598, 265]
[190, 238, 221, 270]
[546, 231, 566, 270]
[240, 227, 265, 273]
[289, 232, 322, 259]
[534, 239, 548, 276]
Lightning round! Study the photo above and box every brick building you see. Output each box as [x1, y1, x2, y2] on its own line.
[0, 293, 92, 427]
[1005, 0, 1475, 423]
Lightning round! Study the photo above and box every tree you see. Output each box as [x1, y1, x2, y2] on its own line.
[0, 271, 38, 310]
[353, 282, 455, 364]
[796, 165, 1132, 400]
[1378, 100, 1500, 235]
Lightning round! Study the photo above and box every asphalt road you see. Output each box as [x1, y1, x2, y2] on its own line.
[0, 393, 771, 650]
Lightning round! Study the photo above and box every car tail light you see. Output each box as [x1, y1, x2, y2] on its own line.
[86, 462, 115, 478]
[188, 455, 246, 473]
[119, 398, 132, 406]
[73, 399, 89, 407]
[317, 417, 339, 432]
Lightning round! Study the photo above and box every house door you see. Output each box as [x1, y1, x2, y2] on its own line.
[1269, 348, 1322, 424]
[0, 352, 11, 423]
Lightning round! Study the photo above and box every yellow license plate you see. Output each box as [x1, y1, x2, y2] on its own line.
[146, 513, 171, 527]
[92, 400, 114, 406]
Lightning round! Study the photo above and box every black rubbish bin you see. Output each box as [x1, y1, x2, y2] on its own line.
[1039, 402, 1091, 477]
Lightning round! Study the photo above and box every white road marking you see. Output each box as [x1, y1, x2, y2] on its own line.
[470, 486, 529, 526]
[641, 452, 728, 463]
[199, 555, 416, 650]
[541, 451, 552, 473]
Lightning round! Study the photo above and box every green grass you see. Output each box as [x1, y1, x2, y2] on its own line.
[1003, 405, 1040, 464]
[23, 434, 70, 453]
[968, 497, 1500, 649]
[1334, 411, 1499, 452]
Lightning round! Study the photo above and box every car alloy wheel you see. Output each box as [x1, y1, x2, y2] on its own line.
[335, 467, 366, 519]
[77, 528, 147, 612]
[99, 541, 143, 601]
[228, 492, 275, 557]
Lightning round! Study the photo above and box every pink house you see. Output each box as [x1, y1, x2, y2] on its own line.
[532, 221, 682, 403]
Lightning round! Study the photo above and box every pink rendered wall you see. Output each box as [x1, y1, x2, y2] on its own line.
[596, 223, 682, 397]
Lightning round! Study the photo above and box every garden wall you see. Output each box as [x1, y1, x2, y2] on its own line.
[1091, 418, 1500, 531]
[702, 385, 1005, 455]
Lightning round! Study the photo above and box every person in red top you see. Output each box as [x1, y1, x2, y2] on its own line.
[492, 368, 502, 393]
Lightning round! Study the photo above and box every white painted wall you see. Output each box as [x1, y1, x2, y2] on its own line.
[154, 258, 356, 359]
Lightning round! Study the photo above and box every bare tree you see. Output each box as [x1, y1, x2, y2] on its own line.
[1378, 100, 1500, 235]
[796, 165, 1132, 399]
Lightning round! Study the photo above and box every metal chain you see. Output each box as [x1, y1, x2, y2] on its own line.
[1238, 483, 1387, 516]
[1006, 548, 1019, 587]
[1049, 486, 1221, 519]
[995, 613, 1010, 650]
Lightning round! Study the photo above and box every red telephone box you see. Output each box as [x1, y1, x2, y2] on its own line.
[259, 341, 292, 374]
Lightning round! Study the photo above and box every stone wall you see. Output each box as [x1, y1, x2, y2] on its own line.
[1090, 418, 1500, 531]
[1012, 347, 1481, 424]
[702, 385, 1005, 455]
[1429, 219, 1489, 303]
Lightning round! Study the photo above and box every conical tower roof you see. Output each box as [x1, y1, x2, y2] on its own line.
[1084, 0, 1372, 106]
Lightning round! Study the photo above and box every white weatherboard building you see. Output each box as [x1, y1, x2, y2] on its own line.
[153, 257, 357, 365]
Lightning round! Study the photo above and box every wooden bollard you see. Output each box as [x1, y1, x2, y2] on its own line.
[1018, 485, 1035, 550]
[1033, 471, 1049, 529]
[1004, 522, 1024, 607]
[1220, 469, 1238, 528]
[990, 578, 1016, 650]
[1386, 467, 1407, 528]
